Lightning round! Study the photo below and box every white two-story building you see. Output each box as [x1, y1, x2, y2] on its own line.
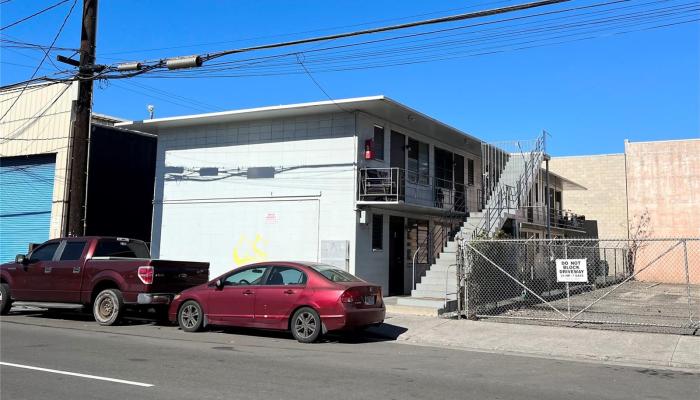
[119, 96, 589, 309]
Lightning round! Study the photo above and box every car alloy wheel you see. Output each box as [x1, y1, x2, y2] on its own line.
[180, 304, 200, 329]
[294, 311, 318, 340]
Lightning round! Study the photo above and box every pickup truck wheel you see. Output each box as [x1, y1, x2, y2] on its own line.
[178, 300, 203, 332]
[93, 289, 124, 326]
[0, 283, 11, 315]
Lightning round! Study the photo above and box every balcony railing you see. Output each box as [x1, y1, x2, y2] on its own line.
[358, 167, 479, 212]
[526, 206, 587, 231]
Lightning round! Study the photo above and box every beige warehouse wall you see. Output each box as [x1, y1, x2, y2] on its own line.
[0, 82, 78, 238]
[625, 139, 700, 284]
[549, 154, 629, 239]
[624, 139, 700, 239]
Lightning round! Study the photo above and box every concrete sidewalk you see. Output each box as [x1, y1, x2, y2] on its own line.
[367, 314, 700, 371]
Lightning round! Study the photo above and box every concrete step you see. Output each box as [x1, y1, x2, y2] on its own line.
[416, 282, 457, 292]
[434, 255, 457, 265]
[420, 274, 457, 284]
[384, 303, 439, 317]
[395, 297, 447, 309]
[424, 263, 456, 272]
[411, 289, 458, 299]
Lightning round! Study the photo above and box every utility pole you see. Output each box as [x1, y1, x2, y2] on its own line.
[64, 0, 98, 236]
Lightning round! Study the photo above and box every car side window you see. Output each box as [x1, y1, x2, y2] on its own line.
[29, 242, 60, 262]
[59, 241, 87, 261]
[224, 267, 268, 286]
[265, 266, 306, 286]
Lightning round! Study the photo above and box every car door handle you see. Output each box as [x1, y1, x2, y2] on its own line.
[243, 290, 254, 295]
[284, 289, 295, 294]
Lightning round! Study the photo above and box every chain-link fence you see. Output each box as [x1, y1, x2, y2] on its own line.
[455, 238, 700, 334]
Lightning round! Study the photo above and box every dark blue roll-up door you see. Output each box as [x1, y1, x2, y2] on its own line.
[0, 154, 56, 262]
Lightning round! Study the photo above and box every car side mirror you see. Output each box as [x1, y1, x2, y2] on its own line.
[15, 254, 27, 265]
[215, 279, 223, 290]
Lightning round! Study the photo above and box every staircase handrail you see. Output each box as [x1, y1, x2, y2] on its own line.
[471, 133, 545, 239]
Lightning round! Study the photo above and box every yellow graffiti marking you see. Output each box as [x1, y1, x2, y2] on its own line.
[233, 234, 268, 266]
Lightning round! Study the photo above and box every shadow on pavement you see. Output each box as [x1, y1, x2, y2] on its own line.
[8, 307, 163, 326]
[203, 322, 408, 344]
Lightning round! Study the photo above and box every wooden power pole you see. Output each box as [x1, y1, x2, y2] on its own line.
[65, 0, 98, 236]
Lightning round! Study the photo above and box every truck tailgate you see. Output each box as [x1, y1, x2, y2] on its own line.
[149, 260, 210, 293]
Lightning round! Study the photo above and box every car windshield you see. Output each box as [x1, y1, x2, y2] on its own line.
[307, 263, 361, 282]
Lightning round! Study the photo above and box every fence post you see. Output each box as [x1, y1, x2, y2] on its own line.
[603, 247, 608, 286]
[682, 239, 693, 323]
[564, 241, 570, 319]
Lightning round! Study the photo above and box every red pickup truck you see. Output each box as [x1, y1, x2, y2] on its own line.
[0, 236, 209, 325]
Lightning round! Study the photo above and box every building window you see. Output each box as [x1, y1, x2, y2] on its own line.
[467, 159, 474, 186]
[372, 214, 383, 251]
[373, 126, 384, 160]
[407, 138, 429, 185]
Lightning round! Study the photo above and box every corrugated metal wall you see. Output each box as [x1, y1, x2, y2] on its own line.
[0, 82, 77, 239]
[0, 154, 57, 262]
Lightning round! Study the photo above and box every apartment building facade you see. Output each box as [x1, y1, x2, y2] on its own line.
[120, 96, 589, 302]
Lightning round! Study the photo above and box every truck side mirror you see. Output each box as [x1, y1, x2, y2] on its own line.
[15, 254, 27, 265]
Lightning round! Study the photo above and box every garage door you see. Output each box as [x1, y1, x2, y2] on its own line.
[0, 154, 56, 262]
[157, 199, 320, 278]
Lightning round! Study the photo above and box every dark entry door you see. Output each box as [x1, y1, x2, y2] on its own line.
[388, 216, 405, 296]
[454, 154, 465, 212]
[390, 131, 405, 201]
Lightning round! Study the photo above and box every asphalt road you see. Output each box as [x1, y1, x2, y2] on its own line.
[1, 311, 698, 400]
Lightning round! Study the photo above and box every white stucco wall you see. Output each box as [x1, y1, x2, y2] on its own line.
[151, 112, 358, 278]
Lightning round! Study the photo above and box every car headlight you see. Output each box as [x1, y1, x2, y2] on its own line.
[173, 294, 181, 300]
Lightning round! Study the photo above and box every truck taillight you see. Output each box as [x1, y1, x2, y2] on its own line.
[138, 266, 154, 285]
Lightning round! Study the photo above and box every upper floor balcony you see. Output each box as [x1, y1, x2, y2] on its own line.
[357, 167, 481, 215]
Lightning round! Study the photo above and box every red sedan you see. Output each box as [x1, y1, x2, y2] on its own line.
[168, 262, 385, 342]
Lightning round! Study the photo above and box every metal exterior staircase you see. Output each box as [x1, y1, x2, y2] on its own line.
[393, 135, 545, 315]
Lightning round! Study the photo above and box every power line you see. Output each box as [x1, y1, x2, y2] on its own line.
[200, 0, 572, 63]
[98, 1, 513, 59]
[295, 54, 352, 114]
[0, 0, 69, 31]
[81, 0, 571, 81]
[134, 1, 698, 80]
[0, 0, 78, 122]
[163, 0, 688, 74]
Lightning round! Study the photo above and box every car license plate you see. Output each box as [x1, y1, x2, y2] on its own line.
[364, 295, 375, 305]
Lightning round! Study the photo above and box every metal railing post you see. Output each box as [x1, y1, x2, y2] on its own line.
[412, 246, 421, 291]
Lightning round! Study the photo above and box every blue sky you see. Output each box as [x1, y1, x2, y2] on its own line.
[1, 0, 698, 155]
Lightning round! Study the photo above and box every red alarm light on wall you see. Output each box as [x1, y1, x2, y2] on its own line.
[364, 139, 374, 160]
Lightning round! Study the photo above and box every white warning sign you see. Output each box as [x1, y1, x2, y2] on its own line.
[556, 259, 588, 282]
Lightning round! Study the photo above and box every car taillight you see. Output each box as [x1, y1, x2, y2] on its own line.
[138, 266, 154, 285]
[340, 288, 362, 304]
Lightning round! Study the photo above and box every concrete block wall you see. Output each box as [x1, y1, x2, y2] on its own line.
[549, 154, 629, 239]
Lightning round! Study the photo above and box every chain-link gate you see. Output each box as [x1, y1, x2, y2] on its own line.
[455, 238, 700, 333]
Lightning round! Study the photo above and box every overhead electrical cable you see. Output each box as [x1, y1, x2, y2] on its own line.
[0, 0, 78, 122]
[0, 0, 69, 31]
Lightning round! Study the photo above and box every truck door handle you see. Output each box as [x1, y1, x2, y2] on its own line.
[243, 290, 254, 295]
[284, 289, 295, 294]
